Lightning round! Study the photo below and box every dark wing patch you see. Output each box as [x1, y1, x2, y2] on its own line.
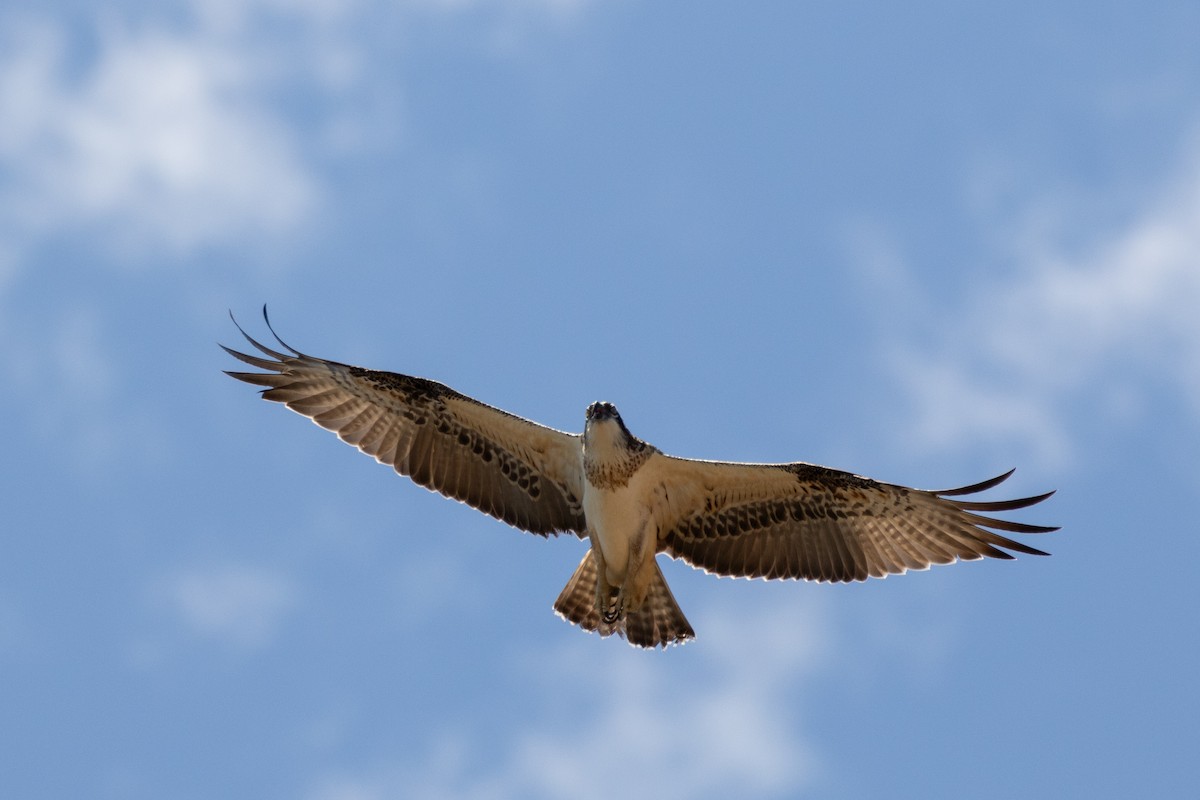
[662, 467, 1056, 582]
[223, 312, 586, 537]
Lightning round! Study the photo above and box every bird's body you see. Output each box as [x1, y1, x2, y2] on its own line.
[582, 403, 658, 604]
[224, 313, 1058, 648]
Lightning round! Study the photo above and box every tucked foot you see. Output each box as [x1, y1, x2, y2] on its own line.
[600, 585, 622, 624]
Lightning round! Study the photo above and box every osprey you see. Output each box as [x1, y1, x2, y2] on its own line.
[223, 313, 1057, 649]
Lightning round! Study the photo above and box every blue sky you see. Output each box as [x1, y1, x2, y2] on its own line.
[2, 1, 1198, 797]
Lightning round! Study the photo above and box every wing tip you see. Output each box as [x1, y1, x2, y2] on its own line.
[935, 469, 1059, 542]
[261, 305, 302, 356]
[936, 468, 1016, 496]
[222, 306, 305, 363]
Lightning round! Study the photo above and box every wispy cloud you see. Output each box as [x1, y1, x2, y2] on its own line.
[0, 12, 317, 259]
[508, 603, 828, 799]
[0, 0, 600, 268]
[306, 597, 831, 800]
[161, 563, 297, 649]
[857, 132, 1200, 468]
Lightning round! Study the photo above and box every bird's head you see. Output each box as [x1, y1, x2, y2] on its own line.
[586, 401, 620, 424]
[583, 400, 649, 469]
[584, 400, 637, 447]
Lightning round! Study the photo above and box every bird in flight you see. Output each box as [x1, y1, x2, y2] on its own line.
[223, 311, 1057, 649]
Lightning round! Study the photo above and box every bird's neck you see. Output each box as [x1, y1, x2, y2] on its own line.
[583, 421, 652, 490]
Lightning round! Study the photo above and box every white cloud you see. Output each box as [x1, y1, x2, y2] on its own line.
[164, 563, 297, 648]
[306, 596, 831, 800]
[0, 14, 317, 258]
[864, 132, 1200, 467]
[508, 603, 827, 799]
[0, 0, 599, 267]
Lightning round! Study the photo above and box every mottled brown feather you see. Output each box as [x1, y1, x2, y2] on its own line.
[657, 459, 1055, 583]
[223, 317, 586, 538]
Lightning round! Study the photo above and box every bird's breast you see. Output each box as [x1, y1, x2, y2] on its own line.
[583, 474, 657, 584]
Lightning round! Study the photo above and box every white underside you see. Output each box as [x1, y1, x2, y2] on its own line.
[582, 465, 661, 587]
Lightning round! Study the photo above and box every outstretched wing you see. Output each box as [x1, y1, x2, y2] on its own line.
[654, 457, 1056, 582]
[223, 313, 586, 537]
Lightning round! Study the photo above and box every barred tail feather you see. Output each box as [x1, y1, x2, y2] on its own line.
[624, 559, 695, 648]
[553, 550, 694, 648]
[553, 550, 618, 638]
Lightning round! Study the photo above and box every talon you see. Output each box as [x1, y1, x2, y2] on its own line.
[600, 586, 623, 625]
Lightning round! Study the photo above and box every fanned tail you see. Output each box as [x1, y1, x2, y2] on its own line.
[624, 559, 695, 648]
[553, 550, 619, 638]
[553, 550, 694, 649]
